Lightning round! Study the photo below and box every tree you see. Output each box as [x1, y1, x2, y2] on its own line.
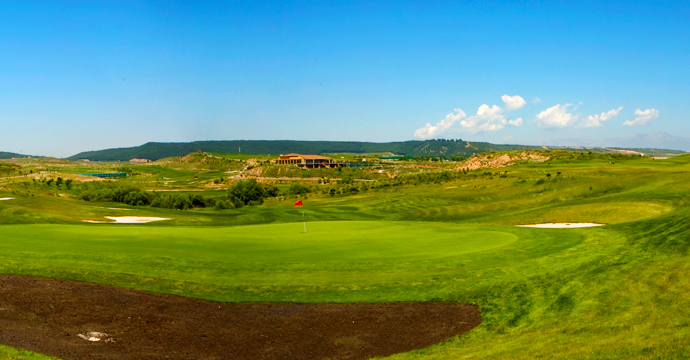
[228, 179, 266, 205]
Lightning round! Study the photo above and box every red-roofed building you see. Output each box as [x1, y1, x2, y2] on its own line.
[271, 154, 342, 168]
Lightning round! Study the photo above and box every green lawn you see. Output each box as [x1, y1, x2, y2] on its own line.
[0, 221, 524, 298]
[1, 155, 690, 359]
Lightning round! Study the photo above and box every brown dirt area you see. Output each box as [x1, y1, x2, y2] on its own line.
[0, 276, 481, 360]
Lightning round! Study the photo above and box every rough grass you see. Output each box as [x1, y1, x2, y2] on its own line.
[0, 346, 57, 360]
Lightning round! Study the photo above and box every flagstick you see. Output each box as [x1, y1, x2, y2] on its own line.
[303, 211, 307, 234]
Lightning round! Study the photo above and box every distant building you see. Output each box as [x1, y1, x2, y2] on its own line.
[79, 172, 127, 178]
[271, 154, 342, 168]
[129, 158, 151, 163]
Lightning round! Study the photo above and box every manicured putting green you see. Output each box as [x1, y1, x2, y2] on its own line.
[0, 221, 517, 263]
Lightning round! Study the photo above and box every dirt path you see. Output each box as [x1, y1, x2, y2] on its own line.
[0, 276, 481, 360]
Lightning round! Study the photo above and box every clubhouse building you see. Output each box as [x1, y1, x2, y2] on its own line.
[271, 154, 342, 168]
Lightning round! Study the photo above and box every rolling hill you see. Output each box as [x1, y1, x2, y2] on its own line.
[0, 151, 32, 159]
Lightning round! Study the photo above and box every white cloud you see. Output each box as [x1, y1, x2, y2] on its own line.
[414, 96, 524, 139]
[501, 94, 526, 110]
[414, 109, 466, 139]
[534, 103, 579, 128]
[578, 106, 623, 128]
[532, 97, 541, 104]
[623, 108, 659, 126]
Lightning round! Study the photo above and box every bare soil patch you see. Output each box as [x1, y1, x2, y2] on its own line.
[0, 276, 480, 360]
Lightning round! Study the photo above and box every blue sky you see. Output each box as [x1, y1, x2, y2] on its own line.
[1, 1, 689, 157]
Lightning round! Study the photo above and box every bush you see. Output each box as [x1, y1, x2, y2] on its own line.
[339, 175, 354, 184]
[262, 183, 280, 197]
[287, 183, 310, 195]
[78, 184, 152, 206]
[214, 199, 232, 210]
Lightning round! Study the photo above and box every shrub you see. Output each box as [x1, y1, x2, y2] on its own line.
[214, 200, 231, 210]
[287, 183, 310, 195]
[262, 184, 280, 197]
[339, 175, 354, 184]
[78, 184, 152, 206]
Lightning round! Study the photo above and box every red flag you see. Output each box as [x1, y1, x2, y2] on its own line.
[294, 200, 303, 207]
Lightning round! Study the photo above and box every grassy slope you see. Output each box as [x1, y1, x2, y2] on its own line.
[1, 156, 690, 358]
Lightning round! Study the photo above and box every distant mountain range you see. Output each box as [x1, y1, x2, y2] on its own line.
[542, 132, 690, 152]
[66, 136, 688, 162]
[68, 140, 541, 161]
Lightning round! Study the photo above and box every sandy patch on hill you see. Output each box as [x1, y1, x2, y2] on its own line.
[458, 152, 549, 171]
[517, 223, 604, 228]
[0, 198, 14, 201]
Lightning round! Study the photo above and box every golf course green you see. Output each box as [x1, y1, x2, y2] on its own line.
[1, 221, 517, 263]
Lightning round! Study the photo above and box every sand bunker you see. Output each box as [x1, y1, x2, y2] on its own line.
[517, 223, 604, 228]
[105, 216, 171, 223]
[0, 198, 14, 201]
[83, 217, 171, 224]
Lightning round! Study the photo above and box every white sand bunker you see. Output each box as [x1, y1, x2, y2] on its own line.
[517, 223, 604, 228]
[106, 216, 171, 223]
[83, 217, 171, 224]
[0, 198, 14, 201]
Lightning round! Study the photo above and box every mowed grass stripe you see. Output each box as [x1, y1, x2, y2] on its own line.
[0, 221, 517, 263]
